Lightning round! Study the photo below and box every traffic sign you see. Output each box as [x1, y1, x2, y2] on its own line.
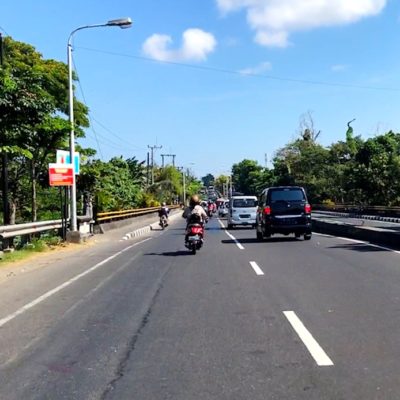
[56, 150, 80, 175]
[49, 163, 74, 186]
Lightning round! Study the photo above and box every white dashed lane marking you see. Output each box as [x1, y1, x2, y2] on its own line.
[249, 261, 264, 276]
[283, 311, 334, 367]
[218, 219, 244, 250]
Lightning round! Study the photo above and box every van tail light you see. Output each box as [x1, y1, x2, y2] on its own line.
[305, 203, 311, 214]
[263, 206, 271, 215]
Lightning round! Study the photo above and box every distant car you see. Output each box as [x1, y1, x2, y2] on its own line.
[218, 202, 229, 217]
[227, 196, 258, 229]
[256, 186, 312, 240]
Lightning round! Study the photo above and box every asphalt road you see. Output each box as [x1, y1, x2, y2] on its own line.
[1, 216, 400, 399]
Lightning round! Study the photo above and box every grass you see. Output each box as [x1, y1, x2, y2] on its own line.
[0, 237, 64, 264]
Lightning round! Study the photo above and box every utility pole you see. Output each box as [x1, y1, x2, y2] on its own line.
[146, 152, 150, 186]
[148, 144, 162, 184]
[160, 154, 176, 168]
[177, 167, 186, 205]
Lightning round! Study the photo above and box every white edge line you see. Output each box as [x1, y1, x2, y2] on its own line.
[249, 261, 264, 276]
[313, 233, 400, 255]
[283, 311, 334, 367]
[0, 237, 152, 328]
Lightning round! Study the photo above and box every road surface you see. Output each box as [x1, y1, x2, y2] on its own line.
[0, 216, 400, 399]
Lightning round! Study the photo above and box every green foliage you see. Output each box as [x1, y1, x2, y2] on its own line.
[230, 126, 400, 206]
[201, 173, 215, 187]
[79, 157, 143, 212]
[0, 36, 89, 223]
[232, 159, 263, 195]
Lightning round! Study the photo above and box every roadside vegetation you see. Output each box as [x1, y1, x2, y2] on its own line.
[0, 235, 64, 264]
[0, 36, 201, 227]
[214, 113, 400, 206]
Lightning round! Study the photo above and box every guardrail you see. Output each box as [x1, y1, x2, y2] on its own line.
[313, 204, 400, 217]
[96, 205, 181, 223]
[0, 205, 182, 246]
[0, 219, 63, 240]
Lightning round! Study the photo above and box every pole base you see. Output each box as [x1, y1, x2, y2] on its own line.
[66, 230, 87, 244]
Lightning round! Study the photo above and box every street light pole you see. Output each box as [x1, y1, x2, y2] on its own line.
[67, 18, 132, 232]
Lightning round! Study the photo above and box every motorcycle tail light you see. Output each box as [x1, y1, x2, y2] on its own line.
[191, 227, 203, 234]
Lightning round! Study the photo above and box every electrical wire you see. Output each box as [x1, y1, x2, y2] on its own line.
[90, 117, 147, 152]
[72, 57, 147, 155]
[0, 26, 10, 36]
[75, 46, 400, 92]
[72, 57, 104, 159]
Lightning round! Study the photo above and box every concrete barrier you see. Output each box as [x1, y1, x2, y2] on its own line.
[312, 218, 400, 250]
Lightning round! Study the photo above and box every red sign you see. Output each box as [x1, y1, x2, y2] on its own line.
[49, 163, 74, 186]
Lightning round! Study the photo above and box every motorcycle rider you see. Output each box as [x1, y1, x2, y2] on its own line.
[182, 195, 208, 242]
[158, 202, 170, 226]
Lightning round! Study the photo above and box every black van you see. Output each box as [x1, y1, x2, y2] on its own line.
[256, 186, 312, 240]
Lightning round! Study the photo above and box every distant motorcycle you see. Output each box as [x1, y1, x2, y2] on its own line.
[159, 215, 168, 230]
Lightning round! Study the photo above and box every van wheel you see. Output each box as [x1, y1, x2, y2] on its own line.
[304, 233, 312, 241]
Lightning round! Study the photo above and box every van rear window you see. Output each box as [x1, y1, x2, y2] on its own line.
[270, 189, 305, 202]
[232, 199, 257, 208]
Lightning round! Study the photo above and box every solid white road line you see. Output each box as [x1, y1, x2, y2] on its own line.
[249, 261, 264, 276]
[283, 311, 334, 367]
[0, 237, 152, 329]
[218, 219, 245, 250]
[314, 232, 400, 255]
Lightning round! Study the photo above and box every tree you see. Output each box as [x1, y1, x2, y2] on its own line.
[78, 157, 143, 212]
[201, 173, 214, 187]
[298, 111, 321, 143]
[231, 160, 263, 195]
[0, 36, 89, 222]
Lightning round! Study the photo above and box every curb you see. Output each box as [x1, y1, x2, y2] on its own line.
[121, 210, 183, 241]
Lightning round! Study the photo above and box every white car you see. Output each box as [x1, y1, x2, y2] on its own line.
[227, 196, 258, 229]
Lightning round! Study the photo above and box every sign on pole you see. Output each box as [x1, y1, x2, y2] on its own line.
[56, 150, 80, 175]
[49, 163, 74, 186]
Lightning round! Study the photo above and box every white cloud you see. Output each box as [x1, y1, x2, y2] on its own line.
[142, 28, 217, 62]
[239, 61, 272, 75]
[331, 64, 348, 72]
[216, 0, 387, 47]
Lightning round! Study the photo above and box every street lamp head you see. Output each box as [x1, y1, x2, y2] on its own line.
[107, 17, 132, 29]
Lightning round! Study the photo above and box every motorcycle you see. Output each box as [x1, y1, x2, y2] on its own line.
[185, 222, 204, 254]
[159, 215, 168, 230]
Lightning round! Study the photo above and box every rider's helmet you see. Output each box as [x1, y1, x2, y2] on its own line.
[190, 194, 200, 207]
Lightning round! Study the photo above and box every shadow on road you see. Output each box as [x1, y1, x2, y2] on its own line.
[221, 237, 299, 245]
[328, 243, 390, 252]
[145, 251, 192, 257]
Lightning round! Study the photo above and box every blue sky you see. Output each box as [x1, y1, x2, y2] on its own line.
[1, 0, 399, 178]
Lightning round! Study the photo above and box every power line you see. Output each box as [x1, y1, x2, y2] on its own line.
[90, 117, 146, 151]
[72, 57, 104, 159]
[75, 45, 400, 92]
[0, 26, 10, 36]
[72, 58, 147, 157]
